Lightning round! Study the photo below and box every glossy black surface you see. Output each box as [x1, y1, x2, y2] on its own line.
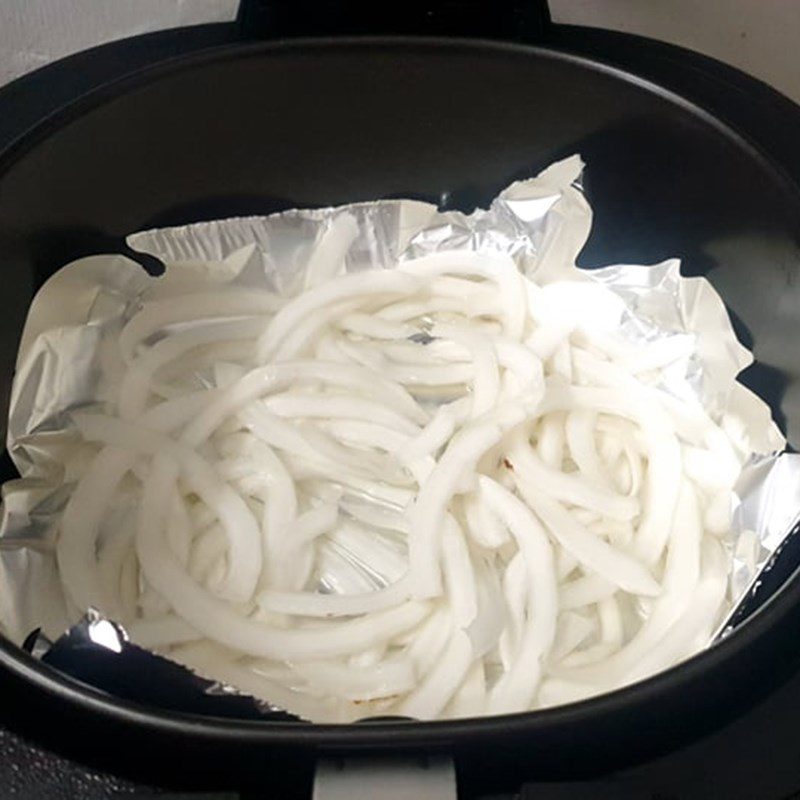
[1, 30, 800, 799]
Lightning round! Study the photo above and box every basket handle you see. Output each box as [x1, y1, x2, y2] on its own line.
[314, 754, 456, 800]
[236, 0, 552, 42]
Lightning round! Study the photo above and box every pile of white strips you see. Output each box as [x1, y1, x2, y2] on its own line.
[55, 224, 750, 722]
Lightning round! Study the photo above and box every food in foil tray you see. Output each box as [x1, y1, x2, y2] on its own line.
[1, 157, 791, 722]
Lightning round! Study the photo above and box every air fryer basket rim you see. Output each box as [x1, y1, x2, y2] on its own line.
[1, 35, 799, 750]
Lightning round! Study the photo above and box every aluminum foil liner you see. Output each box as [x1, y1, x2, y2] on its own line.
[25, 610, 295, 721]
[1, 155, 798, 715]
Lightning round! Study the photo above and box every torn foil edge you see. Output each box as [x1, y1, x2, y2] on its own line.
[1, 154, 798, 714]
